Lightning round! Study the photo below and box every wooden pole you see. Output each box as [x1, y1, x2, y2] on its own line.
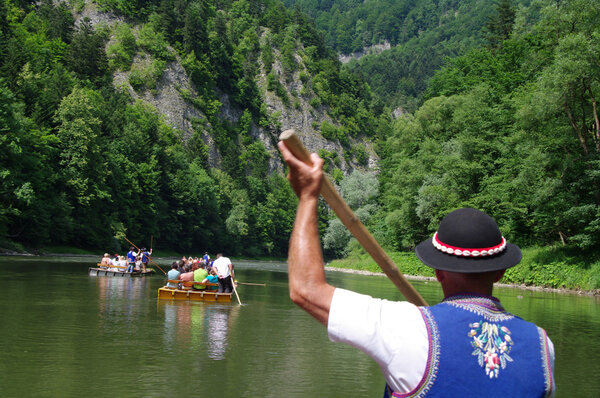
[124, 236, 166, 275]
[279, 129, 428, 307]
[232, 281, 242, 305]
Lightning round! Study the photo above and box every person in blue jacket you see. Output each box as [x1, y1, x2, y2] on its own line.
[126, 247, 140, 272]
[140, 247, 152, 273]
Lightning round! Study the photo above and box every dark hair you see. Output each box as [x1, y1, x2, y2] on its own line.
[171, 262, 178, 269]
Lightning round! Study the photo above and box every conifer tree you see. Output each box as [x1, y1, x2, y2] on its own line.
[484, 0, 516, 50]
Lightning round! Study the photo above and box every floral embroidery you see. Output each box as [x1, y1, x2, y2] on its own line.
[444, 295, 514, 322]
[469, 321, 514, 378]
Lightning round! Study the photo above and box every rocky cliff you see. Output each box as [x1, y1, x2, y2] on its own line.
[77, 1, 378, 178]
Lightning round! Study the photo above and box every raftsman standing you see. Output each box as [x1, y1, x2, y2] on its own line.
[278, 141, 555, 397]
[213, 253, 235, 293]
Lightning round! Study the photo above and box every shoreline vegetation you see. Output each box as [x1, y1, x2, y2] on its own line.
[328, 245, 600, 296]
[2, 244, 599, 296]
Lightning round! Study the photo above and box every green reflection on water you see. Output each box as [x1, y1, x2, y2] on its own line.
[0, 256, 597, 397]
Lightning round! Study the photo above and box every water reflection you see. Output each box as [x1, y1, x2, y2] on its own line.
[93, 276, 152, 343]
[206, 306, 240, 359]
[161, 301, 239, 360]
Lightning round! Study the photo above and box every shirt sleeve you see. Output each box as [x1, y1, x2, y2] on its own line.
[327, 288, 429, 393]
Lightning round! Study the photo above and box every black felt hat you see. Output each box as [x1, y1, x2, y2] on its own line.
[415, 208, 521, 273]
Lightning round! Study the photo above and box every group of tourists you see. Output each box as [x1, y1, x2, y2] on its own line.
[166, 253, 236, 294]
[99, 247, 152, 273]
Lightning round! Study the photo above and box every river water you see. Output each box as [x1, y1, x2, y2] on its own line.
[0, 256, 597, 397]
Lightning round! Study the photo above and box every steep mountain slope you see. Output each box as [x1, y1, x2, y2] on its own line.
[283, 0, 529, 109]
[0, 0, 386, 255]
[86, 0, 378, 173]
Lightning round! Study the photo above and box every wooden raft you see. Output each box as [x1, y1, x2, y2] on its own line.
[89, 266, 153, 277]
[157, 280, 232, 303]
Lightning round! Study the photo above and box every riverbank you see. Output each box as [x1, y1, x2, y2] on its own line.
[324, 266, 600, 297]
[328, 245, 600, 295]
[3, 243, 599, 295]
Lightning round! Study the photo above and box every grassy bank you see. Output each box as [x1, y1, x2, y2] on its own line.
[329, 245, 600, 291]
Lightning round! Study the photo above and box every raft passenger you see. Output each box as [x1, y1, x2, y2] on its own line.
[100, 253, 111, 267]
[193, 264, 208, 290]
[166, 263, 181, 288]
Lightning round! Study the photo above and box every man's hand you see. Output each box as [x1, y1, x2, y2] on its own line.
[278, 141, 324, 200]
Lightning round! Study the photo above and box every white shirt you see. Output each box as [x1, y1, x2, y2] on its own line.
[327, 288, 556, 395]
[328, 288, 427, 393]
[213, 256, 232, 278]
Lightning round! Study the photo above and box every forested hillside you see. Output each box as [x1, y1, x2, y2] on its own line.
[0, 0, 385, 255]
[284, 0, 528, 110]
[1, 0, 598, 273]
[281, 0, 599, 271]
[370, 0, 600, 258]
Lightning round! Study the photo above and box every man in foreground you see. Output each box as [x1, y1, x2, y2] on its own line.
[278, 141, 555, 397]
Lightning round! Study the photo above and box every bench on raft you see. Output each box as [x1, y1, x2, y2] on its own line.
[164, 280, 219, 290]
[158, 280, 232, 302]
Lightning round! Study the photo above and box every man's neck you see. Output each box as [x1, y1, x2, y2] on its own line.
[442, 285, 494, 299]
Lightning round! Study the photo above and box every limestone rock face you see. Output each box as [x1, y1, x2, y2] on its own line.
[78, 1, 378, 177]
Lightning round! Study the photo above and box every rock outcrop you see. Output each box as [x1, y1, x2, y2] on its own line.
[76, 1, 378, 177]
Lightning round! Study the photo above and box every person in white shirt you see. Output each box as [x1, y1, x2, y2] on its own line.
[278, 140, 555, 397]
[212, 253, 234, 293]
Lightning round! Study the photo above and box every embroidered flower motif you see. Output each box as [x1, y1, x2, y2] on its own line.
[469, 321, 514, 378]
[446, 296, 514, 322]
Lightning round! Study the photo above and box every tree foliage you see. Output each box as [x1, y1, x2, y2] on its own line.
[0, 0, 381, 257]
[374, 0, 600, 253]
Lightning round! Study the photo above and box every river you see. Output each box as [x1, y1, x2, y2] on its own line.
[0, 256, 597, 397]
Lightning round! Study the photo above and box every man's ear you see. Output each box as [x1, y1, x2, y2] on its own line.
[435, 269, 445, 283]
[493, 269, 506, 283]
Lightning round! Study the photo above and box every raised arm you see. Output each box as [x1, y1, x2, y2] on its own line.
[278, 141, 335, 326]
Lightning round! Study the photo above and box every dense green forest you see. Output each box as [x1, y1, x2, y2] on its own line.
[1, 0, 599, 289]
[284, 0, 529, 109]
[367, 0, 600, 266]
[301, 0, 600, 289]
[282, 0, 498, 54]
[0, 0, 384, 256]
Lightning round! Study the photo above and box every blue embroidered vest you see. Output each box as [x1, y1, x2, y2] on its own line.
[384, 295, 554, 398]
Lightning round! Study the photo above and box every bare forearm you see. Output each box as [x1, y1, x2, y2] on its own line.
[288, 196, 335, 326]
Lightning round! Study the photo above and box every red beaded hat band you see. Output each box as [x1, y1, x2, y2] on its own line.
[432, 231, 507, 257]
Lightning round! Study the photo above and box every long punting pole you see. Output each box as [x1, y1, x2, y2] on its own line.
[124, 236, 167, 275]
[232, 282, 242, 305]
[279, 129, 428, 307]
